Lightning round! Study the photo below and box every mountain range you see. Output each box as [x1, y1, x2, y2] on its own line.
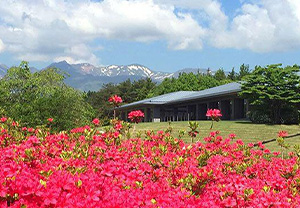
[0, 61, 212, 91]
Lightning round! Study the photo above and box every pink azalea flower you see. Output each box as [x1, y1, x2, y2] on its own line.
[108, 95, 123, 107]
[278, 130, 288, 138]
[128, 110, 144, 123]
[0, 117, 7, 123]
[92, 118, 100, 126]
[206, 109, 222, 121]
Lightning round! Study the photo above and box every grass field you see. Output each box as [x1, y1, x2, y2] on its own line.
[133, 120, 300, 151]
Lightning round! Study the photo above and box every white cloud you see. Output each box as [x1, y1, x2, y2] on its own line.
[0, 0, 299, 63]
[0, 39, 4, 52]
[157, 0, 300, 52]
[213, 0, 300, 52]
[0, 0, 206, 64]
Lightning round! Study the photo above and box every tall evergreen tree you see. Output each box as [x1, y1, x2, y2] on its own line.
[240, 64, 300, 124]
[238, 64, 251, 79]
[214, 68, 227, 81]
[228, 67, 237, 81]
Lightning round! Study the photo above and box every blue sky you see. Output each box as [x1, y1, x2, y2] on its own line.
[0, 0, 300, 72]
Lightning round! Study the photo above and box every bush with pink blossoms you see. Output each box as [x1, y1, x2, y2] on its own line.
[109, 95, 123, 119]
[128, 110, 144, 123]
[108, 95, 123, 107]
[206, 108, 222, 121]
[206, 109, 222, 129]
[0, 117, 300, 207]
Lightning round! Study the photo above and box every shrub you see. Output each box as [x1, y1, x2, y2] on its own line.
[1, 117, 300, 207]
[280, 107, 299, 124]
[249, 107, 299, 124]
[248, 109, 272, 124]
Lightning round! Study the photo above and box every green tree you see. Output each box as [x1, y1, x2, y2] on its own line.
[152, 77, 176, 95]
[227, 67, 237, 81]
[0, 62, 95, 130]
[240, 64, 300, 124]
[86, 83, 119, 120]
[131, 78, 156, 101]
[197, 73, 220, 90]
[118, 79, 133, 102]
[238, 64, 251, 79]
[152, 72, 222, 96]
[214, 68, 226, 81]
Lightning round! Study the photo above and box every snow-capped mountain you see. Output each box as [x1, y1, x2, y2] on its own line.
[46, 61, 215, 91]
[46, 61, 174, 91]
[1, 60, 212, 91]
[70, 62, 171, 80]
[49, 61, 173, 82]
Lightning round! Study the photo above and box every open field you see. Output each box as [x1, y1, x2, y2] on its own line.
[134, 120, 300, 151]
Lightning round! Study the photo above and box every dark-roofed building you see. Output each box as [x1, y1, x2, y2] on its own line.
[117, 82, 248, 122]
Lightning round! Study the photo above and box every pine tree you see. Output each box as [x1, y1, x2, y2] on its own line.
[240, 64, 300, 124]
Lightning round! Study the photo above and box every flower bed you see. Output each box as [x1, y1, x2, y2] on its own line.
[0, 118, 300, 207]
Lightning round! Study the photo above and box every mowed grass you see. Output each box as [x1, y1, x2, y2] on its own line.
[134, 120, 300, 152]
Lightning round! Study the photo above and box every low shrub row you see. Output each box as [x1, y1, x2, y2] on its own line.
[0, 115, 299, 207]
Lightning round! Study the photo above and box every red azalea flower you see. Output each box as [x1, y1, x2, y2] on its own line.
[48, 118, 53, 122]
[188, 131, 198, 137]
[12, 121, 18, 126]
[278, 130, 288, 138]
[92, 118, 100, 126]
[248, 143, 254, 148]
[114, 122, 123, 131]
[28, 128, 35, 133]
[229, 133, 236, 139]
[108, 95, 123, 107]
[273, 151, 280, 156]
[128, 110, 144, 123]
[206, 109, 222, 121]
[210, 131, 217, 137]
[0, 117, 7, 123]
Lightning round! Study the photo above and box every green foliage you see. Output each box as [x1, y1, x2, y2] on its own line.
[86, 78, 156, 122]
[238, 64, 251, 80]
[227, 67, 237, 81]
[151, 77, 176, 95]
[248, 110, 272, 124]
[240, 64, 300, 124]
[214, 68, 226, 81]
[152, 72, 226, 96]
[188, 121, 199, 143]
[0, 62, 95, 130]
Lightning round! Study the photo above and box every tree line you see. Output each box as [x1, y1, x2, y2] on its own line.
[1, 62, 298, 130]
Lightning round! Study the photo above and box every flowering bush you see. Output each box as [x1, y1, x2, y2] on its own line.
[109, 95, 123, 119]
[206, 109, 222, 121]
[128, 110, 145, 123]
[92, 118, 100, 126]
[278, 130, 288, 138]
[0, 117, 300, 207]
[108, 95, 123, 107]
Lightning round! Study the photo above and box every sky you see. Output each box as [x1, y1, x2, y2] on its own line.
[0, 0, 300, 72]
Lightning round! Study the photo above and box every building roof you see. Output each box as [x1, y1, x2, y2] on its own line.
[117, 82, 242, 110]
[168, 82, 242, 104]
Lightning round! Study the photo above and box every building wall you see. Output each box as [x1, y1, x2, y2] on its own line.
[117, 94, 247, 122]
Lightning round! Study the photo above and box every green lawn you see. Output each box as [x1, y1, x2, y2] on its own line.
[134, 120, 300, 151]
